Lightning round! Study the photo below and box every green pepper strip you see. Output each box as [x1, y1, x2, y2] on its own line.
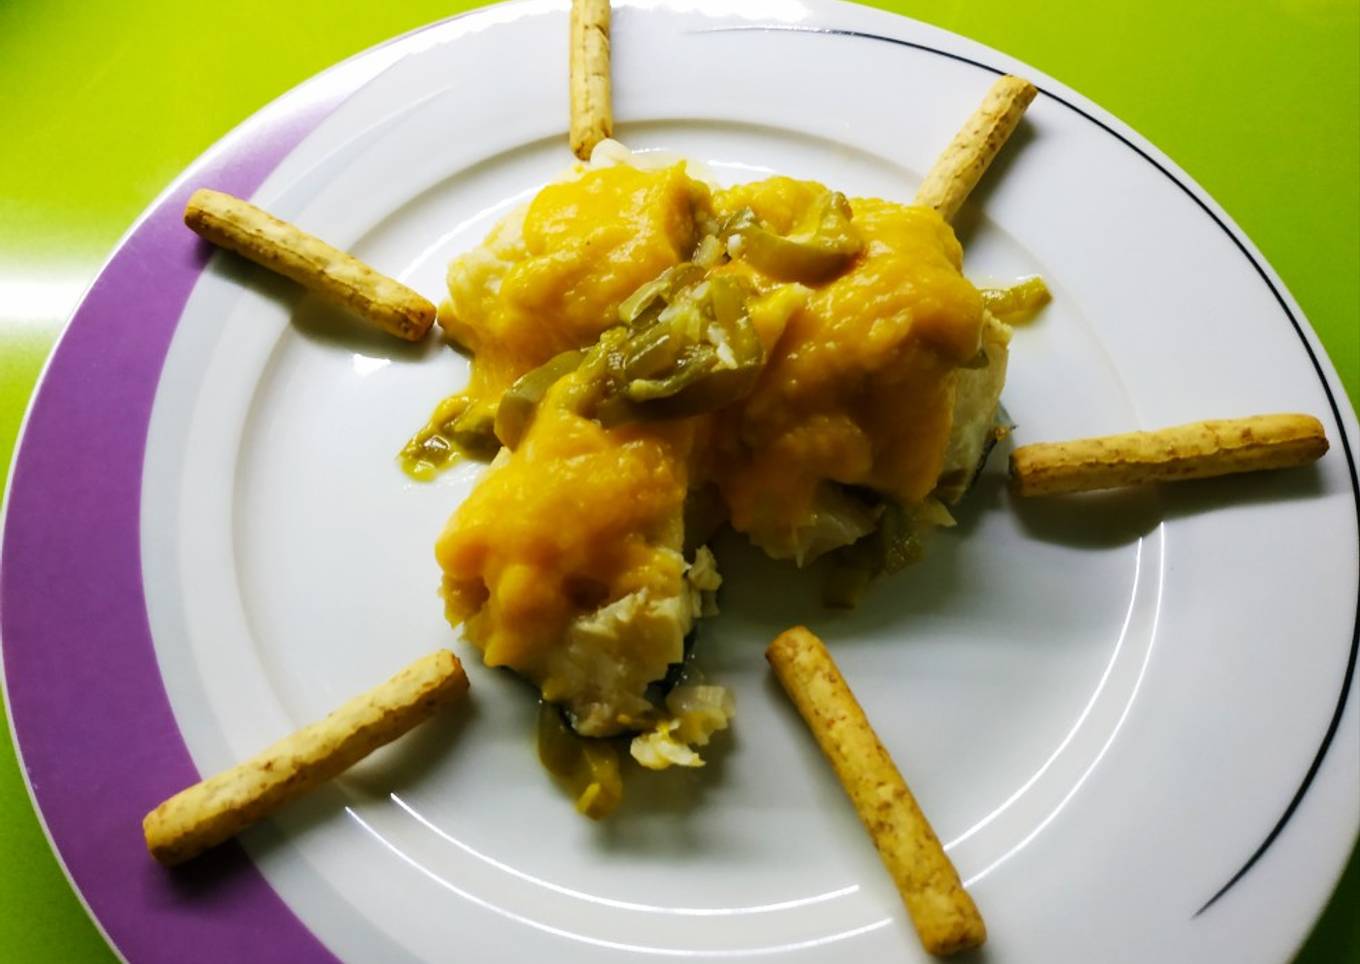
[494, 349, 585, 449]
[981, 276, 1051, 322]
[822, 501, 923, 608]
[399, 394, 500, 478]
[721, 191, 863, 284]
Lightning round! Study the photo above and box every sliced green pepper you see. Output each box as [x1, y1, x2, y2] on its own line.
[575, 272, 768, 426]
[399, 394, 500, 478]
[981, 276, 1051, 323]
[625, 355, 762, 419]
[621, 321, 682, 380]
[493, 349, 585, 449]
[721, 190, 863, 283]
[821, 500, 924, 608]
[617, 262, 707, 325]
[625, 344, 719, 402]
[445, 406, 500, 460]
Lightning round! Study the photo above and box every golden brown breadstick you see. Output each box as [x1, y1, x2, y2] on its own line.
[569, 0, 613, 160]
[143, 650, 468, 866]
[184, 188, 436, 341]
[767, 627, 985, 956]
[1010, 413, 1329, 496]
[915, 75, 1037, 223]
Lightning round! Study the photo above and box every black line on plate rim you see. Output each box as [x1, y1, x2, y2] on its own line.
[701, 22, 1360, 920]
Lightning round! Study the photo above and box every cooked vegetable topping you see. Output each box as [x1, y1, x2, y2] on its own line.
[616, 263, 708, 324]
[981, 275, 1051, 323]
[400, 396, 500, 479]
[720, 188, 863, 283]
[427, 161, 1037, 815]
[822, 499, 955, 608]
[494, 349, 585, 450]
[629, 684, 735, 770]
[536, 701, 623, 819]
[567, 270, 767, 424]
[403, 163, 713, 474]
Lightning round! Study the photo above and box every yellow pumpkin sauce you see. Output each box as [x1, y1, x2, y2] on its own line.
[707, 184, 984, 553]
[428, 167, 989, 737]
[400, 163, 712, 479]
[435, 366, 698, 719]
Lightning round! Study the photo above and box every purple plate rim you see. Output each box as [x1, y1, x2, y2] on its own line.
[2, 2, 1357, 962]
[0, 10, 487, 962]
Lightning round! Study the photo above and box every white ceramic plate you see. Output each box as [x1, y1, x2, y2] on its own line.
[4, 2, 1356, 962]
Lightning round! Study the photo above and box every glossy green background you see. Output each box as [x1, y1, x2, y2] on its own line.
[1, 1, 1356, 961]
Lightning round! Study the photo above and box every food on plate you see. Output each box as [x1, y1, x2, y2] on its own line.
[184, 188, 437, 342]
[420, 74, 1038, 816]
[913, 74, 1037, 222]
[569, 0, 613, 160]
[426, 170, 994, 745]
[766, 626, 985, 957]
[145, 6, 1339, 952]
[437, 383, 719, 739]
[401, 158, 713, 475]
[980, 274, 1050, 323]
[537, 698, 623, 818]
[1009, 413, 1329, 496]
[143, 650, 468, 865]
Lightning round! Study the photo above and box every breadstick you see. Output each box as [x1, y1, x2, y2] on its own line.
[1010, 413, 1328, 496]
[569, 0, 613, 160]
[184, 188, 436, 342]
[915, 75, 1037, 223]
[767, 627, 985, 956]
[144, 650, 468, 866]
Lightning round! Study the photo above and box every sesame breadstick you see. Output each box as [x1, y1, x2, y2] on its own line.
[144, 650, 468, 865]
[767, 627, 985, 956]
[569, 0, 613, 160]
[915, 75, 1037, 223]
[1010, 413, 1328, 496]
[184, 188, 436, 342]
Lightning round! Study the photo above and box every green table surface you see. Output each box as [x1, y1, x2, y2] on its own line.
[1, 1, 1356, 960]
